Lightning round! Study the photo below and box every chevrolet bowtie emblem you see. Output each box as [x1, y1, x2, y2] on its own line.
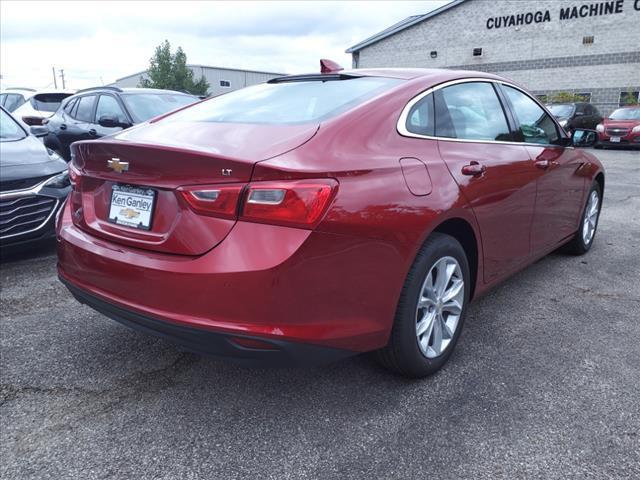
[108, 158, 129, 173]
[119, 207, 140, 219]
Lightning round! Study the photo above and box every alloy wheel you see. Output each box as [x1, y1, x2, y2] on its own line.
[582, 190, 600, 245]
[415, 256, 465, 358]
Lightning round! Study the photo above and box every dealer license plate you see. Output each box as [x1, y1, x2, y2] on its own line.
[610, 136, 621, 143]
[108, 184, 156, 230]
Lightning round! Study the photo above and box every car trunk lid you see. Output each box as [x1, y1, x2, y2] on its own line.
[70, 122, 319, 255]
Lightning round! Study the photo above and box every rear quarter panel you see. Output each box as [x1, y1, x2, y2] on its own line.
[252, 79, 482, 340]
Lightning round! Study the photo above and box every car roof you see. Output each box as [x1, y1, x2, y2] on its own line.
[72, 86, 194, 96]
[1, 88, 75, 97]
[272, 67, 507, 85]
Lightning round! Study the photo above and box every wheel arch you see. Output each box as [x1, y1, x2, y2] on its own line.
[431, 217, 479, 300]
[595, 171, 605, 196]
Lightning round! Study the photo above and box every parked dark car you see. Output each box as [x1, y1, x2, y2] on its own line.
[547, 102, 602, 133]
[0, 107, 70, 249]
[44, 87, 199, 160]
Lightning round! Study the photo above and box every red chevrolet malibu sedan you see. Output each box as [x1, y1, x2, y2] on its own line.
[596, 105, 640, 148]
[57, 66, 605, 377]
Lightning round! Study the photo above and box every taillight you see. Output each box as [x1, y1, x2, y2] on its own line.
[242, 179, 337, 228]
[179, 179, 338, 228]
[68, 162, 83, 223]
[68, 163, 80, 188]
[179, 184, 244, 219]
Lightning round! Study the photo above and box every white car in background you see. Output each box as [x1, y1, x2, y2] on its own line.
[0, 88, 74, 126]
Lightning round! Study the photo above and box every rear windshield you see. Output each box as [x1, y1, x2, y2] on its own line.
[547, 104, 574, 118]
[609, 108, 640, 120]
[121, 93, 198, 123]
[30, 93, 72, 112]
[162, 77, 402, 125]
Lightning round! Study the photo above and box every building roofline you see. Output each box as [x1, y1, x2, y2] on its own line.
[115, 64, 286, 82]
[345, 0, 467, 54]
[186, 64, 286, 76]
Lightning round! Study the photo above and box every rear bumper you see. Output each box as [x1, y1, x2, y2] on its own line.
[60, 276, 353, 366]
[57, 201, 405, 357]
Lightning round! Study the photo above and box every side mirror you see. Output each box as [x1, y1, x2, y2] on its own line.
[22, 115, 44, 126]
[572, 129, 598, 148]
[98, 115, 129, 129]
[29, 125, 49, 138]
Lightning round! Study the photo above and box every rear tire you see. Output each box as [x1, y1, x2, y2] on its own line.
[376, 233, 470, 378]
[564, 181, 602, 255]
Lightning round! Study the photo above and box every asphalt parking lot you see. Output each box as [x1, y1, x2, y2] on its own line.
[1, 148, 639, 479]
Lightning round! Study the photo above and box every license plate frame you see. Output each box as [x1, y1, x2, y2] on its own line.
[610, 136, 621, 143]
[108, 184, 157, 231]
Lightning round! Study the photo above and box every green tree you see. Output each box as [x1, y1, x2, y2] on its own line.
[550, 91, 580, 103]
[620, 88, 639, 106]
[139, 40, 209, 96]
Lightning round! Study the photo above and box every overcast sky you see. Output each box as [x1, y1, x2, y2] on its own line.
[0, 0, 448, 90]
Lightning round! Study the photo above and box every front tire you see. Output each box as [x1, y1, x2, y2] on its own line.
[376, 233, 471, 378]
[565, 181, 602, 255]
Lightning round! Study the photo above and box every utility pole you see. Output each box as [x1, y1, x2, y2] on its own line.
[52, 67, 58, 89]
[59, 69, 66, 89]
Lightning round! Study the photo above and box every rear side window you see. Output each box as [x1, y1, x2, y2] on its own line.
[163, 77, 402, 125]
[435, 82, 510, 141]
[75, 95, 96, 122]
[405, 94, 434, 136]
[64, 98, 78, 114]
[503, 86, 559, 145]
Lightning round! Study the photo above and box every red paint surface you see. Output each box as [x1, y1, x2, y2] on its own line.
[57, 68, 605, 353]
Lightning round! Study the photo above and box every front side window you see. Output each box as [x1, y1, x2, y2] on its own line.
[162, 77, 402, 125]
[405, 93, 434, 136]
[75, 95, 96, 122]
[503, 85, 559, 145]
[435, 82, 510, 141]
[95, 95, 127, 124]
[121, 93, 197, 123]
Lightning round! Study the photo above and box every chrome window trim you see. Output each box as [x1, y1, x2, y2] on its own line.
[396, 77, 570, 149]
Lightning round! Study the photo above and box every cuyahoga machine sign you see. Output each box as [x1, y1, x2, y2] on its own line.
[486, 0, 640, 29]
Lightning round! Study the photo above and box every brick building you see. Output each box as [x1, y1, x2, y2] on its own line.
[346, 0, 640, 114]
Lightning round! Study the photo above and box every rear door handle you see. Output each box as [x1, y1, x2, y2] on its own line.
[461, 162, 486, 176]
